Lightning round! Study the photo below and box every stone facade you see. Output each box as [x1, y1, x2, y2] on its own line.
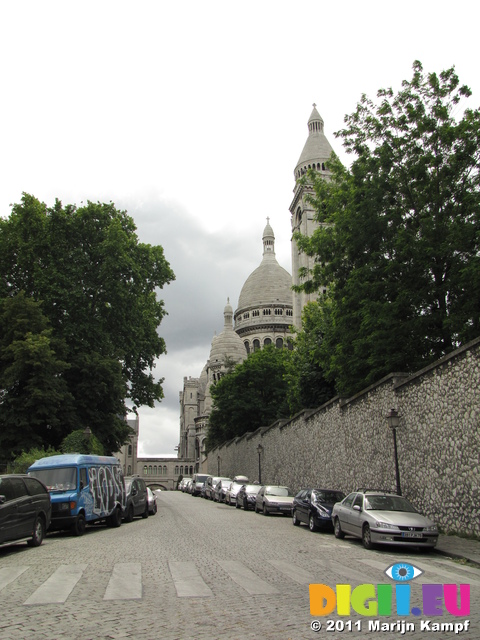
[207, 337, 480, 536]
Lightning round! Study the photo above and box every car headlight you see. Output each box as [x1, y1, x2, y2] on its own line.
[375, 521, 397, 530]
[314, 505, 330, 517]
[423, 525, 438, 533]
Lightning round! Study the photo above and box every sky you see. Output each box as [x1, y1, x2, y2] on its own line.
[1, 1, 478, 457]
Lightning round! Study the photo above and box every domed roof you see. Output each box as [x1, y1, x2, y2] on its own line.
[295, 104, 334, 174]
[237, 220, 292, 310]
[209, 299, 246, 365]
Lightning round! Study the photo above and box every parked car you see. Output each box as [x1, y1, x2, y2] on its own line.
[184, 479, 193, 494]
[123, 476, 149, 522]
[254, 486, 295, 515]
[292, 488, 345, 532]
[235, 484, 261, 510]
[0, 475, 52, 548]
[331, 490, 439, 550]
[178, 477, 192, 492]
[213, 479, 231, 503]
[224, 481, 247, 506]
[204, 476, 231, 500]
[190, 474, 209, 497]
[147, 487, 157, 515]
[232, 475, 249, 484]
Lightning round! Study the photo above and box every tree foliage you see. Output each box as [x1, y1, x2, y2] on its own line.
[286, 302, 336, 411]
[205, 346, 292, 452]
[0, 194, 175, 461]
[295, 61, 480, 396]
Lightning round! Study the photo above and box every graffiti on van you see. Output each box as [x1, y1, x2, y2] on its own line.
[88, 465, 125, 516]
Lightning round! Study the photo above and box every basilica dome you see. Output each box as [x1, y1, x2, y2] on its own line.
[208, 299, 246, 366]
[234, 220, 293, 352]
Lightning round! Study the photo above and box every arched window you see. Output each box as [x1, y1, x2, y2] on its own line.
[149, 465, 152, 475]
[153, 466, 157, 475]
[180, 466, 184, 475]
[264, 338, 272, 346]
[128, 444, 132, 456]
[127, 465, 132, 475]
[175, 466, 179, 475]
[143, 465, 148, 475]
[244, 341, 250, 354]
[158, 466, 162, 475]
[276, 338, 284, 349]
[163, 466, 167, 474]
[253, 339, 260, 351]
[189, 466, 194, 475]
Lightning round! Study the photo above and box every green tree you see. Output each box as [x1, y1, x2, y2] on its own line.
[295, 61, 480, 396]
[286, 302, 335, 412]
[60, 429, 104, 455]
[0, 293, 74, 460]
[205, 345, 292, 452]
[0, 195, 175, 460]
[8, 446, 61, 474]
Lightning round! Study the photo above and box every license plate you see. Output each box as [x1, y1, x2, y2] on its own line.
[402, 532, 422, 538]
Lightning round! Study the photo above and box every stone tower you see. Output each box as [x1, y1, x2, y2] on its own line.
[290, 105, 335, 328]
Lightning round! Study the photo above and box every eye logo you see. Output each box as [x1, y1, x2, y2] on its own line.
[385, 562, 423, 582]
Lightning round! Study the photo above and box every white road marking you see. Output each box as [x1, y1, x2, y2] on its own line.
[24, 565, 86, 605]
[268, 559, 316, 584]
[104, 563, 142, 600]
[168, 561, 213, 597]
[217, 560, 278, 594]
[0, 566, 29, 591]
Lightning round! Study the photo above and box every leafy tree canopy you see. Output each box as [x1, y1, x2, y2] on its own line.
[295, 61, 480, 396]
[0, 194, 175, 462]
[205, 345, 292, 452]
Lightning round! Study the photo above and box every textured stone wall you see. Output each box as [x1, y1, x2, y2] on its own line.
[207, 338, 480, 536]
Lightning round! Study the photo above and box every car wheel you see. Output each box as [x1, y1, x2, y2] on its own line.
[254, 503, 259, 513]
[28, 515, 45, 547]
[243, 500, 248, 511]
[71, 514, 86, 537]
[292, 510, 300, 526]
[309, 515, 318, 532]
[362, 523, 374, 550]
[107, 506, 123, 528]
[263, 503, 269, 516]
[142, 503, 149, 518]
[125, 504, 134, 523]
[334, 517, 345, 539]
[235, 500, 240, 509]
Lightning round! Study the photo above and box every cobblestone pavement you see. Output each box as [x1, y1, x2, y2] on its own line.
[1, 491, 478, 640]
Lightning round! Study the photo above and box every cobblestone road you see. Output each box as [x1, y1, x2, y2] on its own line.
[1, 491, 478, 640]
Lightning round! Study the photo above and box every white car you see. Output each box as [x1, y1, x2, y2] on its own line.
[254, 486, 294, 515]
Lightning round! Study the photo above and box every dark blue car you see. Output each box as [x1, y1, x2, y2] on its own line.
[292, 488, 345, 532]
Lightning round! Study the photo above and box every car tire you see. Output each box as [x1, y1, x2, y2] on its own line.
[243, 499, 248, 511]
[292, 510, 300, 526]
[263, 504, 269, 516]
[235, 501, 240, 509]
[125, 504, 134, 523]
[362, 523, 374, 550]
[254, 503, 259, 513]
[309, 515, 318, 532]
[142, 503, 149, 518]
[107, 506, 123, 528]
[71, 514, 86, 537]
[334, 517, 345, 539]
[28, 515, 45, 547]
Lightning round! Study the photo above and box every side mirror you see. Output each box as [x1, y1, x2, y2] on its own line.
[0, 495, 6, 504]
[353, 505, 361, 512]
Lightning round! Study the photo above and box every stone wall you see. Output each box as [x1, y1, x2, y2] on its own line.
[207, 338, 480, 536]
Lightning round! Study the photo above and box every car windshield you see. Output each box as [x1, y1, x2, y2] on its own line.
[29, 467, 77, 492]
[365, 495, 418, 512]
[313, 490, 345, 503]
[195, 475, 209, 483]
[265, 487, 292, 497]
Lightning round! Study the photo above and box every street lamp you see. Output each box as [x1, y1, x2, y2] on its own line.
[256, 444, 263, 484]
[385, 408, 402, 496]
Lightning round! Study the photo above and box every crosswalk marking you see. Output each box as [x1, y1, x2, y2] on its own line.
[0, 558, 475, 605]
[104, 563, 142, 600]
[268, 559, 315, 584]
[0, 566, 29, 591]
[217, 560, 278, 594]
[24, 564, 86, 605]
[168, 561, 213, 597]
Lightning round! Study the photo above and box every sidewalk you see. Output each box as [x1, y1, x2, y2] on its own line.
[435, 534, 480, 567]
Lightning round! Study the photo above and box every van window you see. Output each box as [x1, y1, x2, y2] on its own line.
[29, 467, 77, 491]
[80, 468, 88, 488]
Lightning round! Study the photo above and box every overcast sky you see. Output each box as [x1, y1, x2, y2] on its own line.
[1, 1, 478, 456]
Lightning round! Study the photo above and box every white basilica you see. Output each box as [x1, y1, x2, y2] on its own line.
[178, 104, 335, 473]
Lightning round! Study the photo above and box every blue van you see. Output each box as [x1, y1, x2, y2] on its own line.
[28, 454, 126, 536]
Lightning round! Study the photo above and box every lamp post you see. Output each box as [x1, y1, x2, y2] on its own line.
[385, 408, 402, 496]
[217, 455, 220, 476]
[83, 426, 92, 453]
[257, 444, 263, 484]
